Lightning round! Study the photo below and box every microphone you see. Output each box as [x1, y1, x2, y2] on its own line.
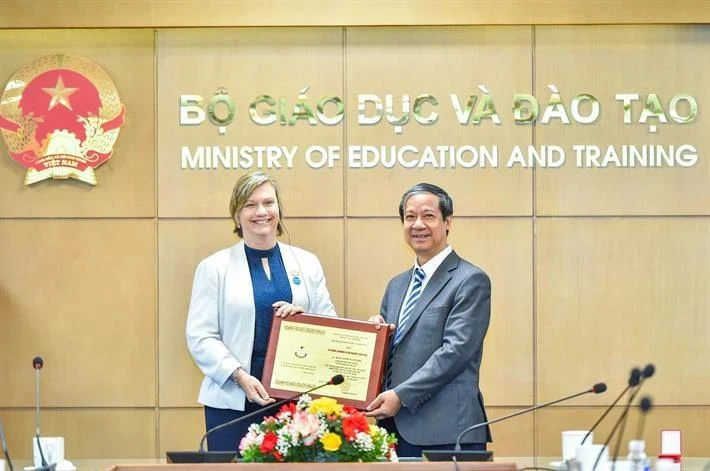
[1, 422, 15, 471]
[197, 374, 344, 453]
[422, 382, 607, 462]
[635, 396, 653, 440]
[32, 356, 49, 469]
[581, 367, 641, 445]
[609, 364, 655, 470]
[594, 364, 656, 471]
[33, 357, 43, 436]
[456, 382, 607, 450]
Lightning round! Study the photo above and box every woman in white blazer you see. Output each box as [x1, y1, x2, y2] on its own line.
[186, 172, 336, 452]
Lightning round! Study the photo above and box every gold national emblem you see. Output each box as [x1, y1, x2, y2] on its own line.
[0, 54, 125, 185]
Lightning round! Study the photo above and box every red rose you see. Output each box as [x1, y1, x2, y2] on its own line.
[259, 432, 278, 453]
[342, 413, 369, 441]
[272, 451, 283, 462]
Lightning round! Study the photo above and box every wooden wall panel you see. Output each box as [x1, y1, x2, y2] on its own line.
[2, 1, 710, 28]
[0, 409, 156, 459]
[158, 218, 344, 407]
[158, 408, 203, 457]
[0, 220, 156, 407]
[156, 28, 344, 218]
[536, 218, 710, 405]
[346, 218, 533, 405]
[450, 219, 534, 404]
[0, 29, 155, 218]
[487, 407, 534, 458]
[537, 407, 710, 458]
[535, 26, 710, 216]
[345, 27, 533, 217]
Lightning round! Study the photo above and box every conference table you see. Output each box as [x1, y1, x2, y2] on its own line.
[9, 457, 709, 471]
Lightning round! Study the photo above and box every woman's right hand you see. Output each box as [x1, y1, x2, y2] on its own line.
[233, 369, 276, 406]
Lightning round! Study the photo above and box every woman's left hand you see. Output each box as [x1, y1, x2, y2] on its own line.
[273, 301, 305, 317]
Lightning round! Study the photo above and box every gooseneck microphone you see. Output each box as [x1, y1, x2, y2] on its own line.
[593, 363, 656, 471]
[197, 374, 345, 452]
[1, 422, 15, 471]
[33, 357, 44, 436]
[32, 356, 49, 469]
[454, 382, 607, 451]
[635, 396, 653, 440]
[609, 364, 655, 471]
[581, 367, 641, 445]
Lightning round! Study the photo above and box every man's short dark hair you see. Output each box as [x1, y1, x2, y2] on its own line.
[398, 183, 454, 222]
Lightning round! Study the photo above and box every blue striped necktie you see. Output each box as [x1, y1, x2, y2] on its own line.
[385, 268, 426, 388]
[393, 267, 426, 346]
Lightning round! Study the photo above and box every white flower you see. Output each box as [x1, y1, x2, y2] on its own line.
[277, 411, 292, 423]
[275, 428, 293, 456]
[296, 394, 312, 410]
[353, 431, 374, 451]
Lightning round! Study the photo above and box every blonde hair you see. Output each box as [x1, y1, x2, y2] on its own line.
[229, 172, 285, 237]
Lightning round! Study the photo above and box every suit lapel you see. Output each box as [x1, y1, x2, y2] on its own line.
[226, 241, 256, 315]
[395, 251, 460, 344]
[387, 274, 410, 325]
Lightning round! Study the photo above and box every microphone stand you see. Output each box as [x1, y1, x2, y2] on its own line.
[593, 386, 644, 471]
[607, 365, 654, 471]
[610, 392, 639, 471]
[198, 375, 344, 452]
[581, 368, 641, 445]
[199, 397, 285, 453]
[33, 357, 49, 469]
[455, 384, 606, 450]
[1, 422, 15, 471]
[421, 383, 607, 464]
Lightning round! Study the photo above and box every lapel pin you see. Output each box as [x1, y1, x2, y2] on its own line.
[291, 269, 302, 285]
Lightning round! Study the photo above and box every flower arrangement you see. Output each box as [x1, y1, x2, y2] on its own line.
[239, 395, 398, 462]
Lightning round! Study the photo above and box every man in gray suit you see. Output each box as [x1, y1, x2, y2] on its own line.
[366, 182, 492, 457]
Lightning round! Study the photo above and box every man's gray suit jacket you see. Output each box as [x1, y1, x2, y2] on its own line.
[383, 250, 492, 446]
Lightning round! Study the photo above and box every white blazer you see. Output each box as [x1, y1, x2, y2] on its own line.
[186, 241, 336, 410]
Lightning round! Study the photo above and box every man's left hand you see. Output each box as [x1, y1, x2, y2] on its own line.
[365, 389, 402, 419]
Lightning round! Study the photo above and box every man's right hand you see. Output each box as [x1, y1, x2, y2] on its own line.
[368, 315, 395, 331]
[234, 369, 276, 406]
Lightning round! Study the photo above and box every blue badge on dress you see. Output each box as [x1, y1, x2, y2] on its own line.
[291, 269, 301, 285]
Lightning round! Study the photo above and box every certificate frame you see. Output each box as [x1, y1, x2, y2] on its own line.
[262, 314, 390, 409]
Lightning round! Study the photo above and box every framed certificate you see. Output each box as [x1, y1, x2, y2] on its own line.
[262, 314, 390, 409]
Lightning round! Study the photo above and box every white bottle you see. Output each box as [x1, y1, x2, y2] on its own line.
[627, 439, 651, 471]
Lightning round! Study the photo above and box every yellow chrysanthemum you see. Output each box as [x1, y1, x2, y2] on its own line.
[368, 424, 379, 436]
[308, 397, 343, 416]
[320, 432, 342, 452]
